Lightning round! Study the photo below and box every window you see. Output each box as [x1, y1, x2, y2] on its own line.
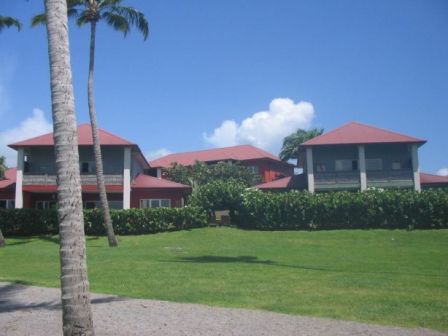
[247, 166, 259, 174]
[366, 158, 383, 171]
[80, 161, 95, 173]
[392, 162, 401, 170]
[335, 159, 358, 172]
[140, 199, 171, 208]
[316, 163, 326, 172]
[36, 201, 57, 209]
[0, 200, 15, 209]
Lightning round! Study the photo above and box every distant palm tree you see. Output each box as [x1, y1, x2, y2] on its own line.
[279, 128, 324, 166]
[0, 156, 6, 180]
[44, 0, 94, 333]
[0, 16, 21, 32]
[33, 0, 149, 247]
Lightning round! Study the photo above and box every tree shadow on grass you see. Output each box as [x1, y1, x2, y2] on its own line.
[0, 282, 126, 314]
[164, 255, 448, 279]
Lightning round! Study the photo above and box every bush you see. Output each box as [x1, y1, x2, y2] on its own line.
[234, 189, 448, 230]
[189, 179, 246, 218]
[0, 206, 207, 236]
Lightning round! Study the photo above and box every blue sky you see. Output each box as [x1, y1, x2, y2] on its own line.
[0, 0, 447, 174]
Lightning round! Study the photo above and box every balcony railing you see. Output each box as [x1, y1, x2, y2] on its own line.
[315, 171, 360, 185]
[367, 169, 413, 182]
[23, 174, 123, 185]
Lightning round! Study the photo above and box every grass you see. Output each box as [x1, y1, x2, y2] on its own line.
[1, 228, 448, 331]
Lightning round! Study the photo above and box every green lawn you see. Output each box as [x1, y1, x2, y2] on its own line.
[1, 228, 448, 331]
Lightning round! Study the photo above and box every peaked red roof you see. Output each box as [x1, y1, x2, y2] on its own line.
[254, 174, 307, 190]
[149, 145, 284, 168]
[302, 122, 426, 147]
[9, 124, 135, 149]
[420, 172, 448, 185]
[132, 174, 191, 189]
[0, 168, 16, 189]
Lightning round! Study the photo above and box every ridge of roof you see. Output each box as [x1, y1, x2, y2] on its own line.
[302, 121, 426, 146]
[131, 174, 191, 189]
[149, 144, 284, 168]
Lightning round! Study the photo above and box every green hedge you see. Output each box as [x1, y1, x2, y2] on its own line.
[234, 189, 448, 230]
[0, 207, 207, 236]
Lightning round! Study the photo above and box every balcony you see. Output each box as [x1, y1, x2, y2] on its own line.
[23, 174, 123, 185]
[315, 171, 360, 190]
[367, 169, 414, 188]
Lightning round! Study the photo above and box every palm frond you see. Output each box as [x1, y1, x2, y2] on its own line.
[76, 9, 92, 26]
[0, 16, 22, 32]
[106, 6, 149, 40]
[101, 12, 130, 36]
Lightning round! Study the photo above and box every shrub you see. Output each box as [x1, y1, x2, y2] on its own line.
[0, 206, 207, 236]
[189, 179, 246, 218]
[234, 189, 448, 230]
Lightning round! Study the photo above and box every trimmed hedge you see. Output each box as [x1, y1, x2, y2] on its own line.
[234, 189, 448, 230]
[0, 207, 207, 236]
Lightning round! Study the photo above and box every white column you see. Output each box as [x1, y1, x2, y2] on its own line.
[306, 147, 315, 193]
[358, 145, 367, 191]
[15, 148, 24, 208]
[181, 197, 185, 207]
[156, 168, 162, 179]
[123, 147, 131, 209]
[411, 144, 421, 192]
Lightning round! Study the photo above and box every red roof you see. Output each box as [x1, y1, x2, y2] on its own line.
[0, 168, 16, 189]
[9, 124, 135, 148]
[149, 145, 285, 168]
[132, 174, 191, 189]
[302, 122, 426, 147]
[254, 174, 307, 190]
[420, 172, 448, 185]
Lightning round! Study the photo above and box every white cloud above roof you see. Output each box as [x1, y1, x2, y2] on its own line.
[437, 168, 448, 176]
[0, 108, 52, 166]
[203, 98, 315, 151]
[146, 147, 172, 161]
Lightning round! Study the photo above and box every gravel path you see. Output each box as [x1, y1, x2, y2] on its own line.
[0, 282, 446, 336]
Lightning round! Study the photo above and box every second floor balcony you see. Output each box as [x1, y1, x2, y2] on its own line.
[23, 173, 124, 186]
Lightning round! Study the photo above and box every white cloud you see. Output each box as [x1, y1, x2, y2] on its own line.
[203, 98, 315, 151]
[0, 109, 53, 166]
[437, 168, 448, 176]
[146, 148, 172, 161]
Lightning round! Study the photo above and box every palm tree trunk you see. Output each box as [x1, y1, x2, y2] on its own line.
[45, 0, 95, 334]
[88, 20, 118, 247]
[0, 228, 5, 247]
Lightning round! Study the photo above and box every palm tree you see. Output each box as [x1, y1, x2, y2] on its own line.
[279, 128, 324, 166]
[44, 0, 94, 333]
[0, 16, 21, 32]
[0, 14, 20, 248]
[33, 0, 149, 247]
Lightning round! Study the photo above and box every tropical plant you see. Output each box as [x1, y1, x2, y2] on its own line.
[165, 161, 261, 189]
[33, 0, 149, 247]
[279, 128, 324, 165]
[0, 156, 6, 180]
[44, 0, 94, 333]
[0, 15, 21, 32]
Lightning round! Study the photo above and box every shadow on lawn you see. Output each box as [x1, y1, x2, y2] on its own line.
[165, 255, 448, 279]
[0, 282, 125, 314]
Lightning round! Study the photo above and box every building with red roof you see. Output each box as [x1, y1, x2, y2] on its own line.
[149, 144, 294, 183]
[255, 122, 443, 193]
[3, 124, 190, 210]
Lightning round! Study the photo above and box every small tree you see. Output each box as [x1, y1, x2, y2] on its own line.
[279, 128, 324, 166]
[164, 161, 261, 188]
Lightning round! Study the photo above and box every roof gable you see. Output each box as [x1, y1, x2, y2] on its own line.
[9, 124, 135, 148]
[420, 172, 448, 185]
[149, 144, 283, 168]
[302, 122, 426, 146]
[0, 168, 16, 189]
